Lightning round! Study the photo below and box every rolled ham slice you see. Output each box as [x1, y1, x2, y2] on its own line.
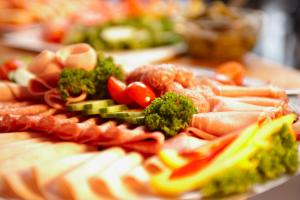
[44, 88, 87, 109]
[191, 112, 262, 136]
[218, 85, 287, 99]
[27, 50, 58, 75]
[56, 43, 97, 71]
[212, 96, 284, 107]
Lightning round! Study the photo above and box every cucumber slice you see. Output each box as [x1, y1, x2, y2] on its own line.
[83, 99, 114, 110]
[101, 109, 143, 119]
[122, 116, 145, 125]
[67, 99, 114, 111]
[85, 104, 128, 115]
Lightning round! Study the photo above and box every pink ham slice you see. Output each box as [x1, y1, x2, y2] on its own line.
[0, 104, 49, 116]
[162, 133, 207, 153]
[28, 73, 60, 96]
[54, 118, 98, 141]
[44, 88, 87, 110]
[35, 115, 80, 134]
[191, 112, 262, 136]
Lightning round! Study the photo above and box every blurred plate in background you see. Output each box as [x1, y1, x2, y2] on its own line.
[3, 27, 186, 66]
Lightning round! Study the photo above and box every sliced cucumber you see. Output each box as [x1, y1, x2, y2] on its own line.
[101, 109, 143, 119]
[83, 99, 114, 110]
[67, 99, 114, 111]
[122, 116, 145, 125]
[85, 104, 128, 115]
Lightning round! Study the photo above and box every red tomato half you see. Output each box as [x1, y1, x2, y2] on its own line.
[107, 76, 133, 104]
[0, 59, 24, 80]
[125, 82, 156, 108]
[43, 20, 69, 43]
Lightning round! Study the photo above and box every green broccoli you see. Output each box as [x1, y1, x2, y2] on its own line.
[201, 123, 299, 197]
[143, 92, 197, 137]
[91, 54, 125, 99]
[58, 68, 95, 100]
[58, 54, 124, 100]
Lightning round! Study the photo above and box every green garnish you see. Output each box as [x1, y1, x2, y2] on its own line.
[58, 54, 124, 100]
[143, 92, 197, 137]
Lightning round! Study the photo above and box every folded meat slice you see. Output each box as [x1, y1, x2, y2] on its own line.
[35, 115, 80, 134]
[27, 50, 58, 75]
[0, 132, 44, 145]
[0, 101, 31, 109]
[44, 88, 87, 109]
[218, 85, 287, 99]
[54, 118, 98, 141]
[3, 142, 95, 200]
[212, 98, 282, 113]
[59, 148, 125, 200]
[122, 165, 152, 195]
[95, 125, 165, 154]
[89, 152, 143, 200]
[191, 112, 262, 136]
[185, 127, 217, 140]
[34, 153, 96, 200]
[212, 96, 284, 107]
[76, 121, 117, 143]
[162, 133, 207, 153]
[0, 104, 49, 116]
[28, 73, 60, 96]
[0, 109, 57, 132]
[0, 82, 41, 101]
[0, 138, 50, 162]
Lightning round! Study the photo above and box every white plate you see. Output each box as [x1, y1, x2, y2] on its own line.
[3, 27, 186, 66]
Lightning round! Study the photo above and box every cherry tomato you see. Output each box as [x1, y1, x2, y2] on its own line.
[216, 61, 246, 85]
[125, 82, 156, 108]
[107, 76, 133, 104]
[0, 59, 24, 80]
[43, 20, 68, 43]
[213, 73, 235, 85]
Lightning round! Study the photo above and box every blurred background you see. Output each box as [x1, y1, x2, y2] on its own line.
[0, 0, 299, 69]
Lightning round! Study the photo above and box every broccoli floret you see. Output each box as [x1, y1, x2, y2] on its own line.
[58, 68, 95, 100]
[201, 125, 299, 197]
[256, 125, 299, 179]
[91, 54, 125, 99]
[202, 168, 260, 197]
[58, 54, 124, 100]
[143, 92, 197, 137]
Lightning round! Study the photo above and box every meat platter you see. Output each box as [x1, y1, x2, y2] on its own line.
[0, 43, 299, 200]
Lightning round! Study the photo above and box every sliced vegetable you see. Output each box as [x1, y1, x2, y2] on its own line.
[108, 76, 133, 104]
[122, 116, 145, 125]
[150, 115, 298, 196]
[101, 109, 143, 118]
[85, 104, 128, 115]
[125, 81, 156, 108]
[67, 99, 114, 111]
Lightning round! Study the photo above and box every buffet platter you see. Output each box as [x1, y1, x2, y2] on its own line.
[3, 27, 186, 67]
[0, 43, 299, 200]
